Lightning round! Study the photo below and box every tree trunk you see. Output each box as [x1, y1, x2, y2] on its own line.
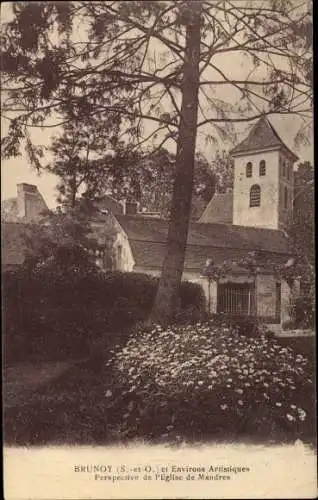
[151, 2, 202, 325]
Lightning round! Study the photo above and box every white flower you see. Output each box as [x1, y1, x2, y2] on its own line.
[235, 388, 244, 394]
[238, 400, 244, 406]
[220, 404, 228, 410]
[298, 408, 307, 421]
[290, 404, 297, 409]
[275, 402, 282, 407]
[105, 390, 112, 398]
[286, 413, 295, 422]
[198, 380, 204, 386]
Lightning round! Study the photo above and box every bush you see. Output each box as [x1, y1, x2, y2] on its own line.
[105, 321, 315, 444]
[3, 268, 205, 364]
[290, 295, 315, 329]
[179, 281, 206, 311]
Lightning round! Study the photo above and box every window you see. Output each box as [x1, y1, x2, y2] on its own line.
[259, 160, 266, 176]
[217, 283, 256, 316]
[250, 184, 261, 207]
[282, 161, 286, 177]
[284, 186, 288, 209]
[246, 162, 252, 177]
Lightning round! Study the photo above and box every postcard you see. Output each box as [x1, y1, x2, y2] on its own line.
[2, 1, 316, 498]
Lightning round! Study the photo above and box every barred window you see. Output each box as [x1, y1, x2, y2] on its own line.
[259, 160, 266, 176]
[250, 184, 261, 207]
[246, 162, 252, 177]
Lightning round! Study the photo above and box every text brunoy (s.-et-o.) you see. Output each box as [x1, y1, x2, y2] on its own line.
[74, 464, 251, 482]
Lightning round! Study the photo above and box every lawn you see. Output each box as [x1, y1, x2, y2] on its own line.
[3, 322, 316, 448]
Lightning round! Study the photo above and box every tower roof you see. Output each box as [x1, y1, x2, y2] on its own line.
[199, 193, 233, 224]
[230, 117, 298, 161]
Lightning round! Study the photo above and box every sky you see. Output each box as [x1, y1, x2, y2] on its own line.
[1, 1, 313, 209]
[1, 114, 313, 209]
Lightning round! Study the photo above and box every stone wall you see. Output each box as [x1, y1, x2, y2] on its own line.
[256, 274, 278, 320]
[130, 266, 291, 324]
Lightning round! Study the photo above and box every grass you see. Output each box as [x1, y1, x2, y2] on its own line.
[3, 325, 316, 448]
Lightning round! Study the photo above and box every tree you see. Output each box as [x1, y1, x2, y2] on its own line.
[47, 121, 217, 217]
[211, 150, 234, 194]
[46, 114, 121, 208]
[1, 1, 313, 323]
[23, 204, 100, 274]
[100, 148, 217, 218]
[290, 161, 314, 315]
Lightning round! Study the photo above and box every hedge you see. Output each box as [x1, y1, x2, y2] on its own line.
[3, 268, 206, 364]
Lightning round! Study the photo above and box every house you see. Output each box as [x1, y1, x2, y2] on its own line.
[112, 117, 299, 325]
[1, 117, 300, 325]
[1, 185, 134, 273]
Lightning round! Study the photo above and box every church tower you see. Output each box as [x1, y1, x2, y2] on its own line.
[230, 117, 298, 231]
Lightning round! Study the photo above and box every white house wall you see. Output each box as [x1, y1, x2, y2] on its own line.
[233, 150, 280, 229]
[114, 231, 135, 272]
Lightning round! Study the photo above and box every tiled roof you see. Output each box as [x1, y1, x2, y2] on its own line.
[3, 214, 293, 273]
[116, 214, 292, 272]
[117, 215, 290, 252]
[199, 193, 233, 224]
[230, 117, 298, 160]
[130, 240, 288, 272]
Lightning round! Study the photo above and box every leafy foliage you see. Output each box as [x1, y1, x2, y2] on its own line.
[2, 1, 312, 166]
[46, 115, 121, 207]
[104, 320, 314, 443]
[211, 150, 234, 193]
[3, 268, 205, 364]
[22, 206, 99, 273]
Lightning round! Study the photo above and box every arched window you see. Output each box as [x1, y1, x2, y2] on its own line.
[284, 186, 288, 209]
[259, 160, 266, 176]
[246, 162, 252, 177]
[250, 184, 261, 207]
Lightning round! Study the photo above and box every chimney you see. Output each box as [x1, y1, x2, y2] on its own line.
[17, 183, 49, 222]
[125, 200, 138, 215]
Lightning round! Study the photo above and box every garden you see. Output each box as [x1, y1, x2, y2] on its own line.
[2, 256, 316, 448]
[3, 280, 316, 447]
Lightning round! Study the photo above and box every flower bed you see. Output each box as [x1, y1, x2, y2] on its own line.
[106, 322, 315, 444]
